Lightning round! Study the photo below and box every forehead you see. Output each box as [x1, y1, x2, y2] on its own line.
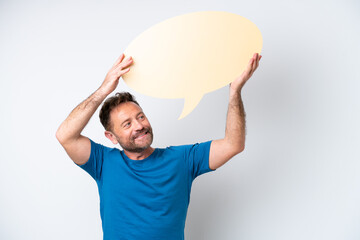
[110, 102, 143, 122]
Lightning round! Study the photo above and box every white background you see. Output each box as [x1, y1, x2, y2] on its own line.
[1, 0, 359, 239]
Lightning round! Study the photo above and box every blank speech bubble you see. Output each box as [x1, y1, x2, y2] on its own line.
[122, 11, 263, 119]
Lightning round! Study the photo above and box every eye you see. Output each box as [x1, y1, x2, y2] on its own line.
[123, 122, 131, 128]
[139, 114, 145, 120]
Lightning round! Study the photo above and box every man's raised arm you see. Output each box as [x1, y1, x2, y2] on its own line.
[56, 53, 133, 165]
[209, 53, 262, 170]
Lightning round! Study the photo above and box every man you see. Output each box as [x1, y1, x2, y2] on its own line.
[56, 52, 261, 239]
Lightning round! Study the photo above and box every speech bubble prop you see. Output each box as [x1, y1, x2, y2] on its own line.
[123, 11, 262, 119]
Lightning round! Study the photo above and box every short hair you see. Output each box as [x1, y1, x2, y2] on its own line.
[99, 92, 140, 131]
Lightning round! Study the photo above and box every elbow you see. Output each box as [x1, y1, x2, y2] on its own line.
[56, 127, 80, 147]
[232, 142, 245, 155]
[55, 129, 63, 144]
[235, 145, 245, 154]
[239, 145, 245, 153]
[55, 128, 67, 145]
[227, 144, 244, 157]
[225, 138, 245, 155]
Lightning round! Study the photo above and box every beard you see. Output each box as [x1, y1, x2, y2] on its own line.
[115, 127, 154, 153]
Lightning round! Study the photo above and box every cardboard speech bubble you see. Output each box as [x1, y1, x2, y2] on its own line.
[123, 11, 262, 119]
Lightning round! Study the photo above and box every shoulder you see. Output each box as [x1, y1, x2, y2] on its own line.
[89, 138, 121, 155]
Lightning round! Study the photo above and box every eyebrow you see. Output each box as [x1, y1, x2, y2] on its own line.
[120, 111, 144, 126]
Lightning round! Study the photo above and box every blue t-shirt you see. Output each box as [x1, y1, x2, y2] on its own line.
[76, 139, 216, 240]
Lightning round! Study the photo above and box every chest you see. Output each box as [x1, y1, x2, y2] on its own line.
[99, 153, 190, 205]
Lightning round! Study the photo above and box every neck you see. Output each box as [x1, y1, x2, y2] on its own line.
[124, 147, 155, 160]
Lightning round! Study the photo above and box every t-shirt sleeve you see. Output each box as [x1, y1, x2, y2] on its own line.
[74, 139, 105, 182]
[185, 140, 216, 180]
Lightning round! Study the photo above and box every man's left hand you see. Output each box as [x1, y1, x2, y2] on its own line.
[230, 53, 262, 92]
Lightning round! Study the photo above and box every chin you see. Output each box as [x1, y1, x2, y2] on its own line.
[121, 141, 153, 153]
[123, 145, 150, 153]
[119, 132, 154, 153]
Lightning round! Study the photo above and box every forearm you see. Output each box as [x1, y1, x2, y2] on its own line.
[208, 54, 260, 170]
[56, 53, 133, 145]
[56, 88, 108, 144]
[223, 53, 261, 151]
[224, 88, 246, 152]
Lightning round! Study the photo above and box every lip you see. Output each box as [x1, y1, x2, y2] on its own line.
[135, 131, 148, 139]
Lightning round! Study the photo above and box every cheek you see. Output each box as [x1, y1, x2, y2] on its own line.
[114, 129, 130, 141]
[145, 120, 152, 128]
[126, 129, 135, 139]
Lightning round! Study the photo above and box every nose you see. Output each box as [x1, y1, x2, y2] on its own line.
[133, 119, 144, 131]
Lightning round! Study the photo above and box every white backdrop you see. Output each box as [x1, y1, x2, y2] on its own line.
[1, 0, 359, 239]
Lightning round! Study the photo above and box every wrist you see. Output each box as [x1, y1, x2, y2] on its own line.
[94, 87, 110, 102]
[229, 85, 243, 97]
[97, 84, 114, 96]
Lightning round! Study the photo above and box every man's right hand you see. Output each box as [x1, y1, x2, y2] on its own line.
[100, 53, 133, 95]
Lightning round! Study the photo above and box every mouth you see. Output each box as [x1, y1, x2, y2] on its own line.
[134, 131, 149, 139]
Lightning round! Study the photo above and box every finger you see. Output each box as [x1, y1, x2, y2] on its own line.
[255, 54, 261, 69]
[246, 57, 254, 72]
[250, 53, 259, 74]
[254, 53, 260, 71]
[117, 57, 133, 71]
[118, 67, 131, 76]
[249, 54, 257, 74]
[242, 60, 252, 78]
[112, 53, 125, 67]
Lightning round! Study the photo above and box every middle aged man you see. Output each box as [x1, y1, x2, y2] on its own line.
[56, 52, 262, 239]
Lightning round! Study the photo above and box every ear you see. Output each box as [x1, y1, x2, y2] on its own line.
[104, 131, 119, 145]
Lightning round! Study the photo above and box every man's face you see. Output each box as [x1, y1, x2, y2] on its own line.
[107, 102, 153, 153]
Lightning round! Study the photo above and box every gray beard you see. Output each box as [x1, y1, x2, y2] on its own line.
[116, 129, 154, 153]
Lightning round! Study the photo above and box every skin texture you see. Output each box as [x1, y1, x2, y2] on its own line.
[209, 53, 262, 170]
[56, 52, 262, 167]
[56, 53, 134, 164]
[104, 102, 155, 160]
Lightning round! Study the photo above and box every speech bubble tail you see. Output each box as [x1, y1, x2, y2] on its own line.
[178, 94, 203, 120]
